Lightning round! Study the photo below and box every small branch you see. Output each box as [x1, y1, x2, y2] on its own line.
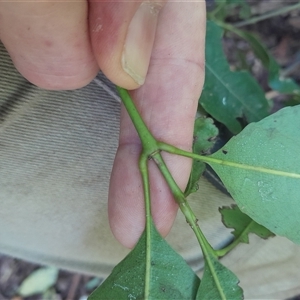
[152, 152, 216, 256]
[158, 142, 300, 179]
[234, 3, 300, 28]
[215, 238, 241, 257]
[117, 88, 231, 259]
[139, 154, 152, 299]
[116, 87, 157, 153]
[139, 154, 152, 221]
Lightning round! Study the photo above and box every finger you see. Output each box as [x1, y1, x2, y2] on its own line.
[109, 1, 206, 248]
[89, 1, 166, 90]
[0, 2, 98, 90]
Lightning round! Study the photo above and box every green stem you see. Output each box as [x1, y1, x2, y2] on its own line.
[139, 154, 152, 220]
[151, 152, 230, 296]
[116, 87, 157, 153]
[213, 19, 244, 34]
[117, 86, 229, 259]
[215, 238, 241, 257]
[216, 218, 271, 257]
[117, 86, 161, 299]
[152, 152, 215, 256]
[233, 2, 300, 27]
[158, 142, 300, 179]
[139, 154, 152, 299]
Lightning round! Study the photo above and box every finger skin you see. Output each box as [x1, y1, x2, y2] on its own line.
[0, 1, 163, 90]
[89, 1, 166, 90]
[89, 1, 141, 90]
[109, 1, 206, 248]
[0, 2, 98, 90]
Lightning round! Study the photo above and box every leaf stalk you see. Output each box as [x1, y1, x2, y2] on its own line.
[139, 154, 152, 299]
[158, 142, 300, 179]
[116, 87, 158, 155]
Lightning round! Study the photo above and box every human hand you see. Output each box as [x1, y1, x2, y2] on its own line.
[0, 1, 206, 248]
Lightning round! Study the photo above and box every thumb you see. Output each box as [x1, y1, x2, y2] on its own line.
[89, 1, 166, 90]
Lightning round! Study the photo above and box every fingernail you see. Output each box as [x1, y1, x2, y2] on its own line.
[122, 2, 162, 86]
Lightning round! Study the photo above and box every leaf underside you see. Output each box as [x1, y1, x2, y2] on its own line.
[88, 219, 200, 300]
[209, 105, 300, 244]
[197, 253, 243, 300]
[200, 21, 270, 134]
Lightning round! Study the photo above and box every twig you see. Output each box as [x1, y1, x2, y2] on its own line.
[234, 3, 300, 27]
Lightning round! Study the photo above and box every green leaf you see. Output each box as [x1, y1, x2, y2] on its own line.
[197, 253, 243, 300]
[222, 24, 300, 95]
[185, 117, 219, 196]
[200, 21, 270, 134]
[207, 105, 300, 244]
[18, 267, 59, 297]
[193, 218, 243, 300]
[220, 205, 275, 243]
[88, 219, 200, 300]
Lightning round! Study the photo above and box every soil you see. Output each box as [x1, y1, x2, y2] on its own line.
[1, 1, 300, 299]
[0, 255, 96, 300]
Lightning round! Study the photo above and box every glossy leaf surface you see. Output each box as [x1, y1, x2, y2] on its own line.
[88, 219, 200, 300]
[208, 105, 300, 243]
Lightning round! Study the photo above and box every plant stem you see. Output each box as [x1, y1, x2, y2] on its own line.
[139, 154, 152, 299]
[117, 87, 163, 299]
[116, 87, 157, 154]
[152, 152, 215, 256]
[158, 142, 300, 179]
[234, 2, 300, 28]
[139, 154, 152, 220]
[117, 86, 218, 257]
[215, 238, 241, 257]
